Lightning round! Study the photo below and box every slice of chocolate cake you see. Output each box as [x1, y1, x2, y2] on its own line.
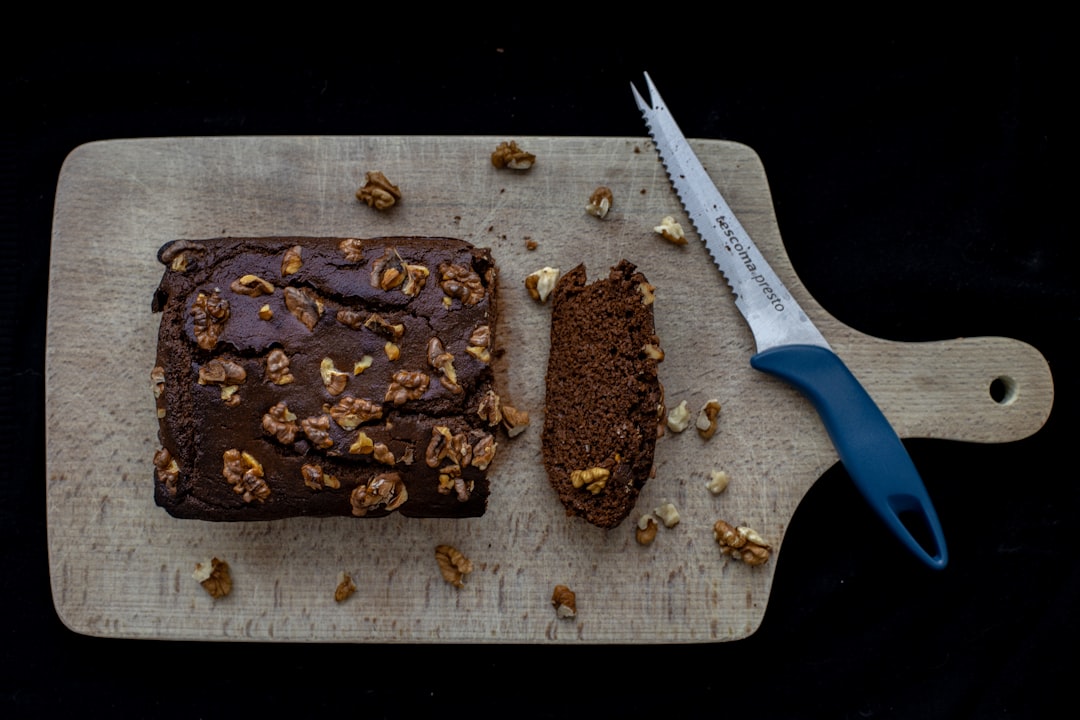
[150, 236, 502, 521]
[541, 260, 664, 529]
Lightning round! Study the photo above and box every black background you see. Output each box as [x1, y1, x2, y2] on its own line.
[5, 20, 1077, 719]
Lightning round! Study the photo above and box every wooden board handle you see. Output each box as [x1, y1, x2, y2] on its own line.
[837, 335, 1054, 444]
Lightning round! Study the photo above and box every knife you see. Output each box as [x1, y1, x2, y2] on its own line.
[632, 72, 948, 570]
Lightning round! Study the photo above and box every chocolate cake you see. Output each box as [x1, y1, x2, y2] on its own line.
[541, 260, 663, 529]
[150, 236, 503, 520]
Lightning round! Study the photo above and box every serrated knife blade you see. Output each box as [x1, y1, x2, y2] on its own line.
[632, 72, 948, 570]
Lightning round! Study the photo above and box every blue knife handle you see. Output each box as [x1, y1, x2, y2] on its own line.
[750, 345, 948, 570]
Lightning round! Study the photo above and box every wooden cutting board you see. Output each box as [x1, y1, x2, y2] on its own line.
[45, 136, 1053, 643]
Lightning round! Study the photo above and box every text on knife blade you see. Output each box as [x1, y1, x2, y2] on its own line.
[716, 215, 785, 312]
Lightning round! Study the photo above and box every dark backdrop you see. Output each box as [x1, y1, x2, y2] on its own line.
[5, 21, 1076, 719]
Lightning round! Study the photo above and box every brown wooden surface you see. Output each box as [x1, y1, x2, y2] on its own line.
[45, 136, 1053, 643]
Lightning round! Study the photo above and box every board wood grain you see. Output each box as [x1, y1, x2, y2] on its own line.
[45, 136, 1053, 643]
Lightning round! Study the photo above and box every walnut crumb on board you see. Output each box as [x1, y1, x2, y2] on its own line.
[355, 171, 402, 210]
[551, 584, 577, 618]
[192, 557, 232, 599]
[435, 544, 473, 588]
[713, 521, 771, 566]
[335, 571, 357, 603]
[491, 140, 535, 170]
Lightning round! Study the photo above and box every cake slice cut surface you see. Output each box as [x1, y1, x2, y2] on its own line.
[541, 260, 663, 529]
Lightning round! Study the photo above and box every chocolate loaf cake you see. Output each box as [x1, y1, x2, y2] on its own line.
[541, 260, 663, 529]
[150, 236, 502, 520]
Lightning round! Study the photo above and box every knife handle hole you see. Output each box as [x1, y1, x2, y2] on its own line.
[989, 375, 1018, 405]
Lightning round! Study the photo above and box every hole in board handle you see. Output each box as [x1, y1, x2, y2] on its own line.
[989, 375, 1018, 405]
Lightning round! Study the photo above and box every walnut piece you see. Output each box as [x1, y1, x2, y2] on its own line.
[283, 286, 323, 331]
[435, 464, 458, 494]
[427, 337, 462, 394]
[452, 475, 474, 503]
[190, 290, 229, 350]
[696, 399, 722, 439]
[361, 312, 405, 341]
[150, 365, 165, 399]
[302, 463, 341, 491]
[635, 514, 658, 546]
[638, 280, 656, 306]
[354, 355, 374, 374]
[372, 442, 396, 465]
[490, 140, 535, 170]
[265, 348, 295, 385]
[401, 262, 429, 297]
[350, 472, 408, 516]
[198, 359, 247, 386]
[706, 470, 730, 495]
[713, 520, 771, 566]
[262, 401, 300, 444]
[320, 357, 349, 396]
[301, 414, 335, 450]
[229, 273, 275, 297]
[193, 557, 232, 599]
[466, 345, 491, 363]
[654, 215, 688, 245]
[524, 267, 559, 303]
[585, 186, 614, 218]
[468, 324, 491, 348]
[281, 245, 303, 276]
[435, 544, 473, 588]
[666, 400, 692, 432]
[153, 447, 179, 496]
[328, 395, 383, 430]
[355, 170, 402, 210]
[477, 389, 502, 427]
[551, 584, 577, 619]
[369, 248, 405, 291]
[570, 467, 609, 495]
[161, 240, 206, 273]
[438, 262, 486, 305]
[338, 238, 366, 262]
[466, 325, 492, 363]
[385, 370, 429, 405]
[425, 425, 472, 469]
[219, 385, 240, 406]
[222, 449, 270, 503]
[500, 404, 530, 437]
[471, 434, 497, 470]
[334, 571, 356, 603]
[349, 431, 374, 455]
[654, 501, 681, 528]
